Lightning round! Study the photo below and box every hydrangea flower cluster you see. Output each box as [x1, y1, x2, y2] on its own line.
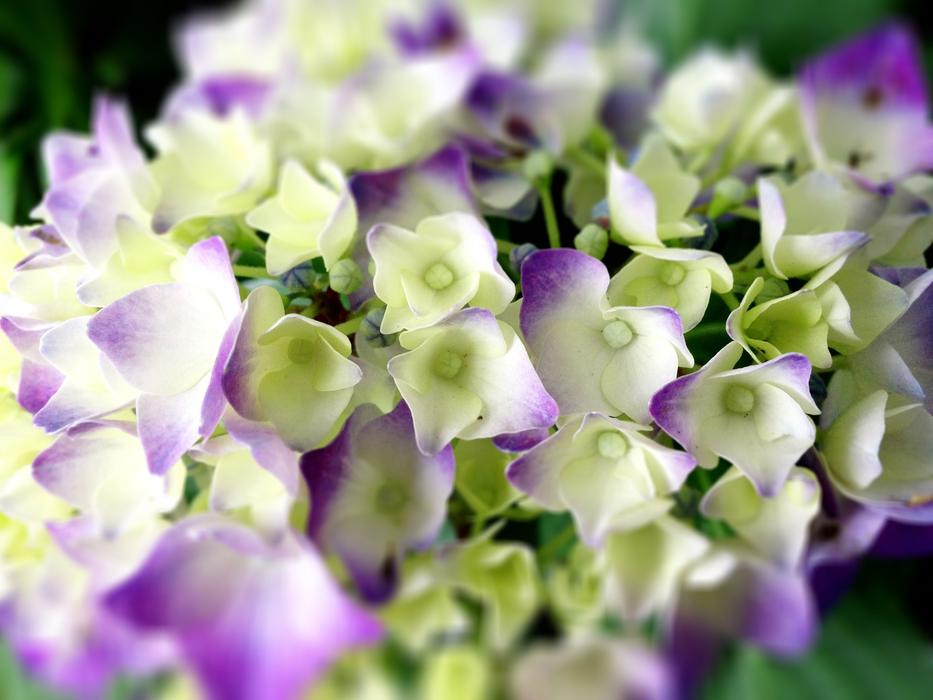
[1, 2, 931, 698]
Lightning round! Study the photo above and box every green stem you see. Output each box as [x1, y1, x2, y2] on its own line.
[719, 291, 740, 311]
[686, 323, 728, 341]
[564, 146, 606, 179]
[334, 316, 363, 336]
[536, 180, 562, 248]
[496, 238, 517, 255]
[240, 226, 266, 250]
[538, 523, 577, 563]
[232, 264, 270, 278]
[732, 205, 760, 221]
[470, 514, 487, 538]
[732, 243, 763, 271]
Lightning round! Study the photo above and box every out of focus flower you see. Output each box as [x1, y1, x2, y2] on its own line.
[821, 373, 933, 523]
[247, 160, 356, 274]
[701, 466, 821, 568]
[608, 134, 703, 247]
[603, 515, 710, 620]
[301, 402, 454, 601]
[88, 237, 241, 473]
[510, 636, 674, 700]
[148, 108, 273, 232]
[105, 516, 382, 700]
[800, 24, 933, 185]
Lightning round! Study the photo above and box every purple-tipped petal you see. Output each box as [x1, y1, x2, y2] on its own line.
[224, 410, 301, 495]
[137, 377, 210, 474]
[519, 248, 609, 342]
[492, 427, 551, 453]
[17, 359, 64, 414]
[800, 24, 933, 182]
[676, 556, 817, 658]
[348, 145, 479, 307]
[105, 516, 382, 700]
[648, 370, 705, 452]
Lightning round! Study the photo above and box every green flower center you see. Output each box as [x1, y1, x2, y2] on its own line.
[659, 262, 686, 286]
[376, 482, 408, 514]
[602, 321, 634, 349]
[424, 262, 455, 290]
[596, 431, 628, 459]
[433, 350, 464, 379]
[287, 338, 316, 364]
[724, 385, 756, 414]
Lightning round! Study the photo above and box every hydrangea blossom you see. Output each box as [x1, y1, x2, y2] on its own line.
[246, 160, 357, 274]
[650, 342, 819, 495]
[608, 134, 703, 247]
[368, 212, 514, 333]
[301, 402, 454, 601]
[507, 413, 695, 546]
[223, 285, 361, 451]
[0, 4, 931, 697]
[87, 237, 241, 473]
[387, 307, 557, 454]
[520, 248, 693, 421]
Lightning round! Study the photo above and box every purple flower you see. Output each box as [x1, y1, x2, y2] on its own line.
[88, 237, 241, 473]
[800, 24, 933, 185]
[301, 401, 455, 602]
[105, 515, 382, 700]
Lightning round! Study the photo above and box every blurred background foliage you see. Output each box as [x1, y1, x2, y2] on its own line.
[1, 0, 933, 697]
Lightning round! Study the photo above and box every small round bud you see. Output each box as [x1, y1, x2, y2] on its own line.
[433, 350, 465, 379]
[602, 320, 634, 349]
[724, 385, 756, 414]
[523, 150, 555, 183]
[708, 177, 748, 218]
[328, 259, 363, 295]
[596, 431, 628, 459]
[423, 262, 455, 290]
[362, 308, 398, 347]
[574, 224, 609, 259]
[510, 243, 539, 275]
[658, 262, 686, 286]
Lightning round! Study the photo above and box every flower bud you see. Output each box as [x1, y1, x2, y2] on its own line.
[328, 258, 363, 294]
[707, 176, 748, 218]
[573, 224, 609, 259]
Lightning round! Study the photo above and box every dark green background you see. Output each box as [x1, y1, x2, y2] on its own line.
[2, 0, 933, 697]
